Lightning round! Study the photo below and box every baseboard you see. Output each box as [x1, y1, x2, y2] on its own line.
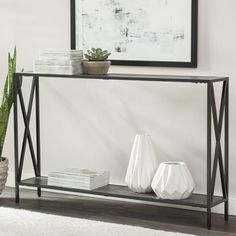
[6, 172, 236, 216]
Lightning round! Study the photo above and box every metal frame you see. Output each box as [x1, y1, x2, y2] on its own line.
[13, 73, 229, 229]
[206, 80, 229, 229]
[13, 75, 41, 203]
[70, 0, 198, 68]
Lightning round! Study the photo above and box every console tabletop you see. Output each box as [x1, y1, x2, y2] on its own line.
[14, 72, 228, 83]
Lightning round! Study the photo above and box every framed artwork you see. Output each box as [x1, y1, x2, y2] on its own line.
[70, 0, 198, 67]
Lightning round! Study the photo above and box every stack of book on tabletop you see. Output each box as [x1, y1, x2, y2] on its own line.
[34, 50, 83, 75]
[48, 168, 110, 190]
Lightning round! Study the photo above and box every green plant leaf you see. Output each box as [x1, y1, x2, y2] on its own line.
[0, 47, 21, 159]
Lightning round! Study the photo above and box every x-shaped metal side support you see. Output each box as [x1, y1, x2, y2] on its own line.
[210, 82, 227, 199]
[13, 75, 41, 202]
[207, 79, 229, 229]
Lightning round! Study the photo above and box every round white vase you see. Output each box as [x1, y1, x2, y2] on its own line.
[151, 162, 195, 200]
[125, 134, 158, 193]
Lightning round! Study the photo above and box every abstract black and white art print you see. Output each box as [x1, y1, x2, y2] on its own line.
[73, 0, 198, 67]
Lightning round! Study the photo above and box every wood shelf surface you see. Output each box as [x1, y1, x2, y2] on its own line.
[19, 177, 226, 208]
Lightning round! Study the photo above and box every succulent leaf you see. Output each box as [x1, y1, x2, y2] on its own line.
[84, 48, 111, 61]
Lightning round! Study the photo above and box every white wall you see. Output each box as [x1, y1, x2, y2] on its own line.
[0, 0, 236, 207]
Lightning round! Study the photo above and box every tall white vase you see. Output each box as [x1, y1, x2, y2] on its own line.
[125, 134, 158, 193]
[151, 162, 195, 200]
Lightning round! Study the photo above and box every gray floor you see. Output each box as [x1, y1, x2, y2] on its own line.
[0, 187, 235, 236]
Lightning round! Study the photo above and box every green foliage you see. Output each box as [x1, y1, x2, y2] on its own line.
[84, 48, 111, 61]
[0, 47, 21, 161]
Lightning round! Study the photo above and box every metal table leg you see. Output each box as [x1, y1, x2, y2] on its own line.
[35, 76, 41, 197]
[13, 74, 19, 203]
[207, 82, 212, 229]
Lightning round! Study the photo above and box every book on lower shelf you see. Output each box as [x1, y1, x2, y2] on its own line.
[48, 168, 110, 190]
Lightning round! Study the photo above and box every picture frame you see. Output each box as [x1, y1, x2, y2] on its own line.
[70, 0, 198, 68]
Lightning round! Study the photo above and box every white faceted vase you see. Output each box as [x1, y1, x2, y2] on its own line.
[151, 162, 195, 200]
[125, 134, 158, 193]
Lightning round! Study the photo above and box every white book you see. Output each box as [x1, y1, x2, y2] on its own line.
[48, 174, 109, 181]
[49, 169, 109, 178]
[33, 64, 83, 75]
[39, 50, 83, 60]
[48, 168, 110, 190]
[48, 172, 109, 180]
[48, 176, 109, 185]
[48, 179, 109, 190]
[34, 58, 83, 66]
[48, 179, 109, 187]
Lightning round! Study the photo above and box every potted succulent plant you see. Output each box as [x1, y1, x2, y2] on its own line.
[83, 48, 111, 75]
[0, 48, 21, 195]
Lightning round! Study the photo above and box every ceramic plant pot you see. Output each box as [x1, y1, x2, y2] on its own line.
[0, 157, 8, 195]
[125, 134, 159, 193]
[82, 61, 111, 75]
[151, 161, 195, 200]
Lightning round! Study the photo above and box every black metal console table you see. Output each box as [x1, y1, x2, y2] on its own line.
[13, 72, 229, 229]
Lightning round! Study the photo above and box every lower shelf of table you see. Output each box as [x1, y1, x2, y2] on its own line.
[19, 177, 226, 208]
